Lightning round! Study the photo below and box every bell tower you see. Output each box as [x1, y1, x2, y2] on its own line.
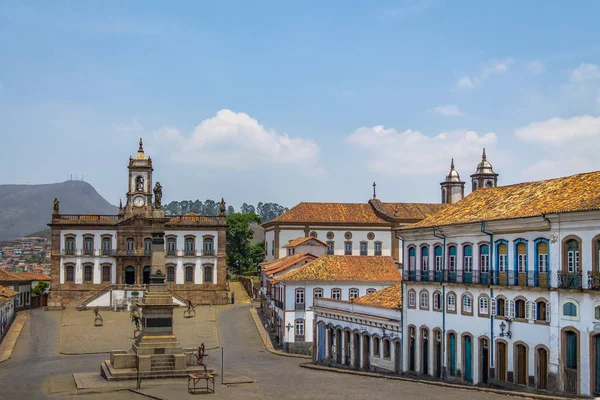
[470, 148, 498, 191]
[440, 158, 465, 204]
[125, 138, 154, 216]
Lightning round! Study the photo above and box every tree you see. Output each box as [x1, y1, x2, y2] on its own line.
[32, 281, 49, 297]
[226, 213, 264, 276]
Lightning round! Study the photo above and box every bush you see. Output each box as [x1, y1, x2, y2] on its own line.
[32, 281, 49, 296]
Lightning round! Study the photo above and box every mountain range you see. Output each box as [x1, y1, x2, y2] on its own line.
[0, 181, 118, 242]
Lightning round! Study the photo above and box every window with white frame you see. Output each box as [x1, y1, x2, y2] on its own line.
[562, 300, 579, 321]
[421, 247, 429, 272]
[366, 288, 376, 295]
[480, 245, 489, 272]
[479, 296, 489, 315]
[498, 243, 507, 272]
[566, 239, 580, 273]
[409, 247, 416, 269]
[433, 292, 441, 310]
[295, 319, 305, 341]
[420, 291, 429, 309]
[517, 242, 527, 273]
[448, 246, 456, 271]
[435, 246, 442, 271]
[447, 293, 456, 311]
[463, 294, 472, 314]
[331, 288, 341, 300]
[538, 243, 548, 273]
[295, 288, 305, 305]
[408, 291, 416, 307]
[349, 288, 359, 299]
[463, 245, 472, 272]
[313, 288, 323, 298]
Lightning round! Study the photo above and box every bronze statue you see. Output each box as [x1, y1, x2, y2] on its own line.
[219, 197, 226, 215]
[131, 309, 141, 331]
[53, 198, 60, 214]
[93, 307, 103, 326]
[153, 182, 162, 209]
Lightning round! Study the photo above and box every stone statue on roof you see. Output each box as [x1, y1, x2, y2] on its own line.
[153, 182, 162, 209]
[219, 198, 226, 215]
[53, 198, 59, 214]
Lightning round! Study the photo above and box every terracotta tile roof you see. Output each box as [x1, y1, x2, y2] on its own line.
[14, 273, 51, 281]
[355, 284, 402, 309]
[282, 237, 328, 248]
[0, 270, 20, 282]
[269, 202, 389, 225]
[275, 256, 401, 282]
[263, 253, 318, 275]
[402, 171, 600, 230]
[379, 202, 446, 220]
[0, 285, 18, 306]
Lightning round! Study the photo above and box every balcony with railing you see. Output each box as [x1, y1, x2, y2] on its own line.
[83, 248, 95, 256]
[101, 249, 117, 257]
[404, 269, 550, 288]
[166, 249, 177, 256]
[184, 249, 196, 256]
[203, 249, 214, 257]
[588, 272, 600, 290]
[63, 249, 77, 256]
[295, 302, 305, 311]
[558, 271, 583, 289]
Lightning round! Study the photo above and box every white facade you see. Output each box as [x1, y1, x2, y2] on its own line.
[400, 211, 600, 396]
[269, 281, 396, 353]
[312, 297, 402, 373]
[265, 226, 397, 262]
[0, 296, 16, 341]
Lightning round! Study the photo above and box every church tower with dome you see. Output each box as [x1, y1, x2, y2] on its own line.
[440, 158, 465, 204]
[470, 148, 498, 191]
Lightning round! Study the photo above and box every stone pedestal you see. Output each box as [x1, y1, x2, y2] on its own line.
[100, 212, 208, 380]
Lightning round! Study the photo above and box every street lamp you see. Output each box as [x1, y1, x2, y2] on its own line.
[499, 318, 513, 339]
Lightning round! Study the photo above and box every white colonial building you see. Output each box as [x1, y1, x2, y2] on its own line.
[399, 169, 600, 397]
[262, 197, 444, 264]
[49, 139, 229, 307]
[312, 284, 402, 373]
[267, 255, 402, 354]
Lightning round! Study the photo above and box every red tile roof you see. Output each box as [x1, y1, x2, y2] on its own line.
[270, 202, 388, 224]
[0, 285, 18, 306]
[0, 270, 20, 282]
[263, 253, 318, 275]
[402, 170, 600, 230]
[15, 273, 51, 281]
[282, 237, 328, 248]
[355, 284, 402, 309]
[275, 255, 402, 282]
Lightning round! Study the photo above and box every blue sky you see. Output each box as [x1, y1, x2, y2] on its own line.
[1, 1, 600, 209]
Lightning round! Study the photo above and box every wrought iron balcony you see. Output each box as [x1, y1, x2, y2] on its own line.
[403, 269, 549, 287]
[63, 249, 76, 256]
[295, 302, 305, 311]
[184, 250, 195, 256]
[588, 272, 600, 290]
[166, 249, 177, 256]
[101, 249, 116, 256]
[83, 248, 95, 256]
[557, 271, 582, 289]
[203, 250, 214, 256]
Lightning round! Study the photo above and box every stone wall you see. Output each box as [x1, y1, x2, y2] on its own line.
[284, 341, 312, 355]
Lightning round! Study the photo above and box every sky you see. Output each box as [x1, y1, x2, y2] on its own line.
[1, 0, 600, 210]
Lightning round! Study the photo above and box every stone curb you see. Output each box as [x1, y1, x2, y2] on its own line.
[299, 363, 568, 400]
[248, 307, 311, 360]
[0, 312, 28, 363]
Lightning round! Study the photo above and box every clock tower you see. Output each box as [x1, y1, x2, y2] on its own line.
[125, 138, 154, 216]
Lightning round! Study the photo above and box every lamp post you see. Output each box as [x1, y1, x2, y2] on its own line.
[499, 318, 513, 339]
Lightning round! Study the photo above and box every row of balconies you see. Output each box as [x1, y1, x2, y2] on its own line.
[61, 249, 215, 257]
[404, 269, 600, 290]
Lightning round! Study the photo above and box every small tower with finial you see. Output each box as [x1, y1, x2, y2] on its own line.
[470, 148, 498, 191]
[440, 158, 465, 204]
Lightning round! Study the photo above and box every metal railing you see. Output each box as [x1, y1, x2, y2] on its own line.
[404, 269, 550, 287]
[184, 250, 195, 256]
[101, 249, 117, 256]
[167, 249, 177, 256]
[588, 272, 600, 290]
[203, 250, 214, 256]
[295, 302, 305, 311]
[558, 271, 582, 289]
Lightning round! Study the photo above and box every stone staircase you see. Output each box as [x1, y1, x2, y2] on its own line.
[151, 355, 175, 372]
[229, 281, 251, 303]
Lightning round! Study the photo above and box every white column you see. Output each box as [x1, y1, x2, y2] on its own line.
[176, 259, 184, 284]
[325, 328, 330, 359]
[60, 259, 65, 284]
[195, 260, 202, 284]
[111, 262, 116, 284]
[75, 259, 82, 284]
[93, 259, 101, 284]
[341, 332, 347, 365]
[213, 262, 217, 284]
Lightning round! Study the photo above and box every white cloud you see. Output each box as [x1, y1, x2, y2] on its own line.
[454, 58, 514, 90]
[515, 115, 600, 144]
[569, 63, 600, 83]
[430, 104, 463, 117]
[560, 63, 600, 109]
[527, 60, 546, 74]
[347, 125, 496, 175]
[154, 109, 322, 175]
[515, 115, 600, 180]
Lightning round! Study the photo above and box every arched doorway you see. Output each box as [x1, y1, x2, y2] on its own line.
[433, 329, 442, 379]
[409, 326, 416, 372]
[463, 335, 473, 382]
[394, 340, 401, 373]
[563, 329, 579, 395]
[480, 338, 489, 384]
[344, 330, 351, 365]
[497, 341, 508, 381]
[362, 334, 370, 370]
[421, 328, 429, 375]
[353, 332, 361, 368]
[125, 266, 135, 284]
[143, 265, 151, 285]
[515, 343, 528, 385]
[448, 332, 456, 376]
[536, 346, 548, 390]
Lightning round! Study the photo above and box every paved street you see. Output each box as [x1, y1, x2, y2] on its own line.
[60, 307, 218, 354]
[0, 305, 533, 400]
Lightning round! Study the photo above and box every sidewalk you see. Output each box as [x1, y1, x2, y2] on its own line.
[0, 312, 28, 363]
[248, 307, 310, 359]
[300, 363, 568, 400]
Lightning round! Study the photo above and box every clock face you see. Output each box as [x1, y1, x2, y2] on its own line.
[133, 196, 145, 207]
